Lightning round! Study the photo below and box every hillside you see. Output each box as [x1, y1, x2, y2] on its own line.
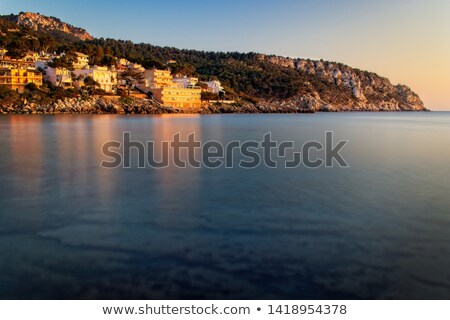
[1, 12, 93, 41]
[0, 12, 427, 111]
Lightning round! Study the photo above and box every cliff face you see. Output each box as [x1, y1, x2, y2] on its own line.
[258, 54, 427, 111]
[13, 12, 93, 41]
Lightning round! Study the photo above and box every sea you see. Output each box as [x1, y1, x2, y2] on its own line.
[0, 112, 449, 299]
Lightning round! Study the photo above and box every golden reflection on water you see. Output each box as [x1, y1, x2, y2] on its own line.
[55, 116, 90, 192]
[2, 113, 450, 299]
[6, 116, 45, 231]
[4, 115, 224, 226]
[8, 116, 44, 181]
[149, 115, 203, 221]
[89, 116, 119, 206]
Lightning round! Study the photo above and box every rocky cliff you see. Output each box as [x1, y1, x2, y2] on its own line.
[257, 54, 427, 111]
[8, 12, 93, 41]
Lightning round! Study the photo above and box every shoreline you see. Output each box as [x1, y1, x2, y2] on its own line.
[0, 109, 432, 115]
[0, 96, 430, 115]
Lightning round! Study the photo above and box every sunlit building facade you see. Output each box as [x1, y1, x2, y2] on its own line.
[73, 66, 117, 93]
[0, 67, 43, 93]
[73, 52, 90, 70]
[40, 66, 73, 87]
[140, 69, 202, 109]
[151, 87, 202, 109]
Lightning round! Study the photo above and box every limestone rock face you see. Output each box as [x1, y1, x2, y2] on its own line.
[258, 54, 296, 69]
[15, 12, 93, 41]
[257, 54, 427, 111]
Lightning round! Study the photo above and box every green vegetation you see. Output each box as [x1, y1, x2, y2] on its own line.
[0, 81, 80, 107]
[47, 53, 75, 70]
[0, 14, 356, 105]
[118, 69, 144, 96]
[200, 91, 219, 101]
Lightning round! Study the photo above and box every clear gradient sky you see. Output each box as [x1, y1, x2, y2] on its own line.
[1, 0, 449, 110]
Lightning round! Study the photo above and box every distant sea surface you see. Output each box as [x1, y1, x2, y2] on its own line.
[0, 112, 449, 299]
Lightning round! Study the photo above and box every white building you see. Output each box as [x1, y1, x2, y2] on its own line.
[203, 80, 224, 94]
[73, 52, 89, 70]
[172, 76, 199, 88]
[38, 65, 73, 87]
[127, 63, 145, 73]
[73, 66, 117, 93]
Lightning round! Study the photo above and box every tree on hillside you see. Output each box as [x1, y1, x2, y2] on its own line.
[83, 76, 100, 94]
[170, 63, 196, 77]
[48, 53, 75, 70]
[0, 85, 20, 106]
[100, 54, 117, 68]
[119, 69, 143, 96]
[24, 82, 39, 92]
[38, 35, 56, 52]
[201, 91, 219, 101]
[142, 58, 164, 70]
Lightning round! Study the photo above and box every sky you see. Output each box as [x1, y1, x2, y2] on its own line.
[1, 0, 449, 110]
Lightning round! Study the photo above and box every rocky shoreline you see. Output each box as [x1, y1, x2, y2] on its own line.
[0, 96, 429, 115]
[0, 97, 316, 115]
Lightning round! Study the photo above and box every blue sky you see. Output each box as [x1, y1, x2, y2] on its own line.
[1, 0, 449, 109]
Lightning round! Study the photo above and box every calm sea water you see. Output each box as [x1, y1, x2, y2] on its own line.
[0, 113, 449, 299]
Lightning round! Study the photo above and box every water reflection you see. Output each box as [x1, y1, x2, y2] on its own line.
[2, 117, 48, 232]
[0, 113, 449, 299]
[8, 116, 44, 184]
[150, 115, 202, 224]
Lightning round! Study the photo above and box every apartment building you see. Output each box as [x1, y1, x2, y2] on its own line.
[72, 66, 117, 93]
[0, 66, 43, 93]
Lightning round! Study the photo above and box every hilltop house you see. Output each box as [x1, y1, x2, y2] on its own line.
[73, 52, 89, 70]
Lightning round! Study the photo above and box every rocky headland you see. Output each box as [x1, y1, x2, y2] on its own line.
[257, 54, 427, 112]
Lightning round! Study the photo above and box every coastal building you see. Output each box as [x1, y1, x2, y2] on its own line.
[151, 86, 202, 109]
[172, 76, 199, 88]
[115, 58, 130, 73]
[1, 57, 35, 69]
[72, 66, 117, 93]
[142, 69, 173, 88]
[37, 51, 64, 63]
[39, 65, 73, 87]
[73, 52, 89, 70]
[0, 66, 43, 93]
[203, 80, 224, 94]
[127, 63, 145, 73]
[139, 69, 201, 109]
